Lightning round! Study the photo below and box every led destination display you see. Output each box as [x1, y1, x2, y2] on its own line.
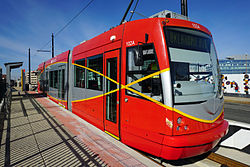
[166, 29, 211, 53]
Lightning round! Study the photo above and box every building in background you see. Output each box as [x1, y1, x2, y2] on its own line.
[219, 55, 249, 95]
[219, 54, 249, 74]
[25, 71, 38, 90]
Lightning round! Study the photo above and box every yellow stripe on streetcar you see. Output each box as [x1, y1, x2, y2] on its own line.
[126, 68, 170, 87]
[105, 130, 120, 140]
[42, 61, 224, 123]
[72, 63, 121, 86]
[48, 94, 67, 103]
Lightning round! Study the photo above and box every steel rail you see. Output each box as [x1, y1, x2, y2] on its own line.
[138, 150, 249, 167]
[207, 152, 249, 167]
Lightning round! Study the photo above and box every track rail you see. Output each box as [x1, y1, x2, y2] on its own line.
[207, 152, 249, 167]
[139, 151, 249, 167]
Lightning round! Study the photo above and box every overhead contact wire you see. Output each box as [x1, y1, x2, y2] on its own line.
[39, 0, 95, 50]
[128, 0, 140, 21]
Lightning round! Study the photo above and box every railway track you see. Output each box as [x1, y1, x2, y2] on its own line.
[140, 151, 249, 167]
[207, 152, 249, 167]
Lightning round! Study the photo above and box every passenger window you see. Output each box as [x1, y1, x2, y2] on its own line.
[45, 72, 48, 91]
[49, 71, 53, 87]
[126, 44, 162, 102]
[74, 59, 85, 88]
[49, 70, 58, 89]
[87, 55, 103, 91]
[54, 70, 58, 89]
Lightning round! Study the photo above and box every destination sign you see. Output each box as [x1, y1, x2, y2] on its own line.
[166, 30, 211, 53]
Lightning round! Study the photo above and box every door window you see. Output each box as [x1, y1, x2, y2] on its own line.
[126, 44, 163, 102]
[106, 57, 117, 123]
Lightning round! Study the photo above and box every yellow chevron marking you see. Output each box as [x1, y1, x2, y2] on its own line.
[126, 68, 170, 87]
[41, 61, 223, 123]
[73, 63, 120, 86]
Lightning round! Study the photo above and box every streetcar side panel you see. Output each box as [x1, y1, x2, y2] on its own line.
[45, 51, 70, 109]
[71, 25, 124, 131]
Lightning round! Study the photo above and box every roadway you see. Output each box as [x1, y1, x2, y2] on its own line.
[224, 102, 250, 124]
[218, 98, 250, 166]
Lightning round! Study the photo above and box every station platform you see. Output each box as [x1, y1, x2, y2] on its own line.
[0, 90, 159, 166]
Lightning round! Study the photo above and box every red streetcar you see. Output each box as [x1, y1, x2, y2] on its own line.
[37, 11, 228, 160]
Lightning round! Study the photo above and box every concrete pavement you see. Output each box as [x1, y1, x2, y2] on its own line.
[0, 90, 160, 167]
[0, 91, 107, 166]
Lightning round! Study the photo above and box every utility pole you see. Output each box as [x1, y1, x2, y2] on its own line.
[28, 48, 31, 85]
[52, 33, 54, 58]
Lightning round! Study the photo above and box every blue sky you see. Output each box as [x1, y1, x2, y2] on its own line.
[0, 0, 249, 79]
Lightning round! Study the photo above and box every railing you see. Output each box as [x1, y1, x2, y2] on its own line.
[0, 82, 11, 112]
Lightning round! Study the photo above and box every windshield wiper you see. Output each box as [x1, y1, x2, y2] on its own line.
[190, 72, 212, 81]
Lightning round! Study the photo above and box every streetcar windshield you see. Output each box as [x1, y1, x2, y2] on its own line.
[164, 27, 221, 104]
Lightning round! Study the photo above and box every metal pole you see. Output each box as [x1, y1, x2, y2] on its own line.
[181, 0, 188, 17]
[52, 33, 54, 58]
[246, 54, 248, 74]
[29, 48, 31, 84]
[120, 0, 134, 25]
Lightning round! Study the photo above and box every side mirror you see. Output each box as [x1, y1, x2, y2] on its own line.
[134, 46, 144, 66]
[174, 83, 181, 88]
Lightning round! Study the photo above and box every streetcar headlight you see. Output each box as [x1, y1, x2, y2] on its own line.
[176, 126, 180, 131]
[177, 117, 182, 124]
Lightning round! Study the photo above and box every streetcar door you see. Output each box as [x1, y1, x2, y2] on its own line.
[58, 66, 65, 100]
[104, 49, 120, 140]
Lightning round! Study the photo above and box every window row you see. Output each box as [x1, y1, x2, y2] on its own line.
[73, 45, 162, 102]
[74, 54, 103, 91]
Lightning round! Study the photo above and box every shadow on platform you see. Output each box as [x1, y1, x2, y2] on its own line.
[0, 90, 106, 166]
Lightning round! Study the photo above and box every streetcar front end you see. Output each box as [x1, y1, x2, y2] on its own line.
[160, 18, 229, 159]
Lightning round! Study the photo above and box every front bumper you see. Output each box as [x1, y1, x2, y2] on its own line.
[160, 120, 229, 160]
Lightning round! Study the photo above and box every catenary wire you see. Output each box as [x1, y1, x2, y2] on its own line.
[39, 0, 95, 50]
[128, 0, 140, 21]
